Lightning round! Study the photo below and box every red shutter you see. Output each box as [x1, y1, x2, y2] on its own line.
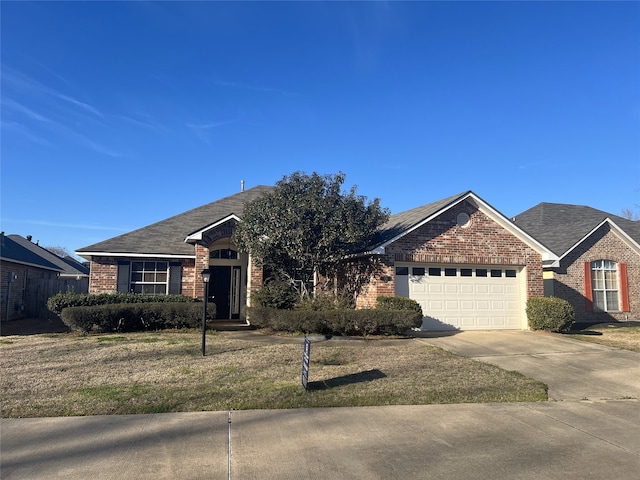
[619, 263, 630, 312]
[584, 262, 593, 312]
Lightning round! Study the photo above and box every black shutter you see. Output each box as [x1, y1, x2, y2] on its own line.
[117, 261, 130, 293]
[169, 262, 182, 294]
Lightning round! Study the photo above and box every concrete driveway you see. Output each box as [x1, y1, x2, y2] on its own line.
[415, 330, 640, 401]
[2, 331, 639, 479]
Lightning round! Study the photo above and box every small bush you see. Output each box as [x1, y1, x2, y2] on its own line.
[376, 296, 423, 316]
[251, 277, 299, 310]
[60, 302, 215, 334]
[47, 292, 196, 315]
[526, 297, 575, 333]
[297, 291, 354, 311]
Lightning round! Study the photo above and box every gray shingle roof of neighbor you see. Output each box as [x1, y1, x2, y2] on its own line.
[77, 186, 275, 256]
[513, 202, 640, 257]
[7, 235, 90, 277]
[369, 191, 471, 250]
[0, 234, 62, 271]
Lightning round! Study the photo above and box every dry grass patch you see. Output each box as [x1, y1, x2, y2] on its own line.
[1, 331, 547, 418]
[567, 322, 640, 353]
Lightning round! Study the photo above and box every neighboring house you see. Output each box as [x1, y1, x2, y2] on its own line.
[1, 233, 63, 322]
[513, 203, 639, 324]
[7, 235, 90, 295]
[77, 188, 555, 331]
[356, 191, 555, 330]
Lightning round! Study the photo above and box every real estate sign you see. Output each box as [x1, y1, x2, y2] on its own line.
[301, 336, 311, 390]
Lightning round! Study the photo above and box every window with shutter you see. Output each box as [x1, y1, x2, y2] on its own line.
[589, 260, 621, 312]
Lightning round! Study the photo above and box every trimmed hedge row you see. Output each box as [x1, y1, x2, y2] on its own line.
[526, 297, 575, 333]
[248, 306, 423, 336]
[60, 302, 215, 334]
[47, 292, 196, 315]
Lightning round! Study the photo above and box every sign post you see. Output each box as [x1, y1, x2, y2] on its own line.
[301, 336, 311, 390]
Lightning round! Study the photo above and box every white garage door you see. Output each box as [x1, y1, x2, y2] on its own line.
[395, 265, 524, 331]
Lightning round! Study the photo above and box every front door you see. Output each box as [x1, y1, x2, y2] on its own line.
[208, 266, 241, 320]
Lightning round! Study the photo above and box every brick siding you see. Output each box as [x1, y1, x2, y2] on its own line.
[552, 224, 639, 323]
[355, 200, 544, 308]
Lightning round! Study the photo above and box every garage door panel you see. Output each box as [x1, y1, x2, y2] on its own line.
[445, 284, 458, 294]
[445, 300, 459, 310]
[401, 264, 523, 331]
[460, 284, 474, 294]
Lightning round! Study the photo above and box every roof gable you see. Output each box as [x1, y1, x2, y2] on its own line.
[77, 186, 273, 258]
[371, 191, 555, 261]
[513, 203, 640, 258]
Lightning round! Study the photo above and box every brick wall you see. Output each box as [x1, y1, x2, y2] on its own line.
[89, 256, 196, 296]
[355, 200, 544, 307]
[552, 224, 639, 323]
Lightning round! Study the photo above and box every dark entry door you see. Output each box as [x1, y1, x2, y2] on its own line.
[209, 266, 231, 319]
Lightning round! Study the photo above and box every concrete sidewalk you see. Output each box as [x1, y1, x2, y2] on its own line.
[2, 401, 639, 480]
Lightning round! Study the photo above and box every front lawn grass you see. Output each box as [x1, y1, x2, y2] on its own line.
[567, 322, 640, 353]
[0, 331, 547, 418]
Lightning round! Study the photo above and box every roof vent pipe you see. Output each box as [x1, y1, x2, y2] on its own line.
[241, 180, 245, 192]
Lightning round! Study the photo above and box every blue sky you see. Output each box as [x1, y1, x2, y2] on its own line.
[2, 1, 639, 255]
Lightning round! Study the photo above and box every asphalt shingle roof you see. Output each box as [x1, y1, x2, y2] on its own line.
[77, 186, 274, 256]
[7, 235, 89, 277]
[0, 234, 62, 271]
[513, 203, 640, 256]
[369, 191, 470, 249]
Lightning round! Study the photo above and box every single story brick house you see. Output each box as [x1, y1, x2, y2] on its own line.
[77, 187, 558, 331]
[513, 203, 639, 324]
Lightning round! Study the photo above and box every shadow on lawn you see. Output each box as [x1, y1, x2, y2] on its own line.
[308, 369, 386, 390]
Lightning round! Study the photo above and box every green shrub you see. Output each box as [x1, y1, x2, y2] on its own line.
[60, 302, 215, 334]
[526, 297, 575, 333]
[47, 292, 196, 315]
[297, 291, 354, 311]
[376, 296, 423, 316]
[251, 277, 299, 310]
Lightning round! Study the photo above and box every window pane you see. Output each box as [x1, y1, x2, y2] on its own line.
[412, 267, 425, 276]
[156, 272, 167, 282]
[157, 262, 168, 271]
[476, 269, 487, 277]
[604, 270, 618, 289]
[133, 284, 143, 294]
[144, 272, 155, 282]
[132, 261, 143, 271]
[593, 291, 605, 311]
[460, 269, 472, 277]
[591, 270, 604, 290]
[396, 267, 408, 276]
[155, 285, 167, 295]
[229, 250, 238, 259]
[445, 268, 457, 276]
[210, 250, 220, 259]
[428, 268, 441, 276]
[144, 262, 154, 271]
[603, 260, 616, 270]
[491, 269, 502, 277]
[606, 291, 619, 311]
[131, 272, 143, 282]
[505, 270, 517, 278]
